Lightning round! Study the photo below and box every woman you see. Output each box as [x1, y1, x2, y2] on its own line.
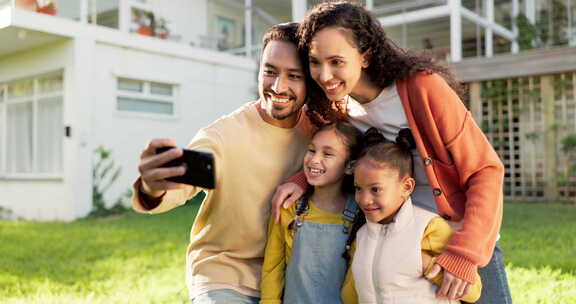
[274, 2, 511, 303]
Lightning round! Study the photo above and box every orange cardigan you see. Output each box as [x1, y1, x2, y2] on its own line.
[396, 72, 504, 283]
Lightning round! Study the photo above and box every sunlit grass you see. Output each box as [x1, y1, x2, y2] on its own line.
[500, 202, 576, 304]
[0, 195, 203, 304]
[506, 265, 576, 303]
[0, 199, 575, 303]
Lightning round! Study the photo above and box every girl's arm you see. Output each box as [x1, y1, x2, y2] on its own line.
[422, 217, 482, 302]
[259, 209, 291, 304]
[341, 242, 358, 304]
[341, 270, 358, 304]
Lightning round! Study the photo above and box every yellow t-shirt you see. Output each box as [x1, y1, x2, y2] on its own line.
[260, 199, 356, 304]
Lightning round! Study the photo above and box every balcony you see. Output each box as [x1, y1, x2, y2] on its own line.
[0, 0, 294, 59]
[371, 0, 517, 62]
[1, 1, 574, 62]
[373, 0, 576, 62]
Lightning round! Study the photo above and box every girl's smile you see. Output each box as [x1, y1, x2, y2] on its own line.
[306, 167, 325, 178]
[361, 206, 380, 215]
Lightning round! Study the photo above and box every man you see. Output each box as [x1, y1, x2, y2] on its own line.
[132, 23, 314, 304]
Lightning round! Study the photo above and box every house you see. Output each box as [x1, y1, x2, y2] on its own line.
[0, 0, 267, 221]
[0, 0, 574, 221]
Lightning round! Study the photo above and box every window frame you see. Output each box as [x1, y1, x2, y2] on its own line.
[0, 72, 64, 179]
[115, 76, 179, 119]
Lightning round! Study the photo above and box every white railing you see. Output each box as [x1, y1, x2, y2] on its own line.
[225, 44, 261, 60]
[372, 0, 447, 16]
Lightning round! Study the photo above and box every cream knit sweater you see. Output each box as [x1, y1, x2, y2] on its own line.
[132, 101, 313, 299]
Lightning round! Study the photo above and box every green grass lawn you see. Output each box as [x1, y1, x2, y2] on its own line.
[498, 202, 576, 304]
[1, 200, 575, 304]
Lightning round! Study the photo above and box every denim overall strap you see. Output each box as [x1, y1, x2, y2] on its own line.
[283, 201, 353, 304]
[341, 195, 358, 228]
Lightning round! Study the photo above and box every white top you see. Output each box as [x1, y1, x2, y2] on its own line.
[347, 85, 437, 214]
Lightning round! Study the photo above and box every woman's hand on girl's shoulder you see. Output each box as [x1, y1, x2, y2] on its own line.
[271, 182, 305, 224]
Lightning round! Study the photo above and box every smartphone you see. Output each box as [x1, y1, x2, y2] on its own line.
[156, 147, 216, 189]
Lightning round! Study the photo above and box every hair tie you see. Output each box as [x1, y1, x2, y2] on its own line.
[363, 127, 387, 147]
[395, 128, 416, 151]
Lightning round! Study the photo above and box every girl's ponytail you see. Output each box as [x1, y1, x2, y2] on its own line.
[363, 127, 386, 147]
[358, 128, 415, 182]
[363, 127, 415, 152]
[342, 211, 366, 265]
[395, 128, 416, 151]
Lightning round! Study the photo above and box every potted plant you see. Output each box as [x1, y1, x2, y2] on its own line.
[136, 10, 155, 37]
[156, 18, 169, 39]
[36, 1, 56, 15]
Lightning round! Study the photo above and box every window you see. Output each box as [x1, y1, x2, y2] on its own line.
[116, 78, 176, 115]
[0, 73, 64, 176]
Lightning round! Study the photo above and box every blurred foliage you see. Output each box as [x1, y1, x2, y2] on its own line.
[89, 146, 131, 218]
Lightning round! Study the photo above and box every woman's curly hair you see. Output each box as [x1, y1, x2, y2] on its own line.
[298, 1, 463, 127]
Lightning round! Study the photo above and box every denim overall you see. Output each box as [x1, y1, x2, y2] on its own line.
[283, 196, 357, 304]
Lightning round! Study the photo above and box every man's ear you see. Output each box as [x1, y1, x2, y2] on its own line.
[345, 160, 356, 175]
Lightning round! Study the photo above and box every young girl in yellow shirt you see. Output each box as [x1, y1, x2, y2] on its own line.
[260, 120, 362, 304]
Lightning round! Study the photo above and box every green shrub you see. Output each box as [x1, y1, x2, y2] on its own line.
[88, 146, 131, 218]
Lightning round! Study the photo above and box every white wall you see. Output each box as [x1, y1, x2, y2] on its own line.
[155, 0, 208, 47]
[0, 1, 257, 221]
[0, 180, 69, 220]
[90, 41, 257, 210]
[0, 40, 83, 221]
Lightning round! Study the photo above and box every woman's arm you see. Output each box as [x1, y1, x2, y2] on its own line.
[271, 171, 307, 223]
[422, 217, 482, 302]
[408, 73, 504, 282]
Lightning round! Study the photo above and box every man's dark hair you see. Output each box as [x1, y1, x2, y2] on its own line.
[261, 22, 299, 55]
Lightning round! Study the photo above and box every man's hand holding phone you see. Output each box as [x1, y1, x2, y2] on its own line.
[138, 138, 216, 201]
[155, 146, 215, 189]
[138, 138, 188, 198]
